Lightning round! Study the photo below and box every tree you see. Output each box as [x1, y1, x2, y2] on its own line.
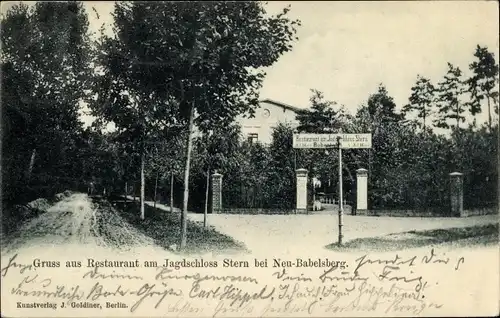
[1, 2, 93, 203]
[434, 63, 467, 130]
[402, 75, 436, 129]
[296, 89, 342, 133]
[146, 128, 186, 208]
[90, 3, 188, 220]
[467, 45, 499, 131]
[367, 84, 404, 124]
[221, 138, 274, 209]
[356, 85, 406, 200]
[192, 124, 241, 227]
[147, 130, 186, 210]
[268, 123, 298, 209]
[90, 77, 177, 219]
[295, 90, 345, 202]
[449, 124, 498, 209]
[365, 84, 404, 171]
[95, 2, 300, 249]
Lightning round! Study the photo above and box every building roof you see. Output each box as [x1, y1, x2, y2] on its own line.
[259, 98, 304, 113]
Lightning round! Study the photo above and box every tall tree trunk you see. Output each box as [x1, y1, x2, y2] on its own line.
[170, 170, 174, 213]
[27, 148, 36, 181]
[125, 181, 128, 202]
[140, 148, 145, 220]
[181, 102, 195, 249]
[153, 172, 158, 209]
[487, 96, 492, 131]
[204, 168, 210, 228]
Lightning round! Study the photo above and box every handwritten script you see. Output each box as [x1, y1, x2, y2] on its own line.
[1, 249, 469, 316]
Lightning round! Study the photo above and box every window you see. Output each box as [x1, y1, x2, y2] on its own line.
[247, 133, 258, 144]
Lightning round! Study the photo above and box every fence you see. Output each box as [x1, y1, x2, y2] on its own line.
[218, 208, 309, 215]
[221, 169, 296, 212]
[215, 167, 498, 217]
[319, 193, 336, 205]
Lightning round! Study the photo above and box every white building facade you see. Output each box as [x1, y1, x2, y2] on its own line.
[236, 98, 302, 144]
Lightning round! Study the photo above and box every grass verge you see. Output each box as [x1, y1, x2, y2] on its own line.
[110, 200, 248, 255]
[326, 223, 499, 252]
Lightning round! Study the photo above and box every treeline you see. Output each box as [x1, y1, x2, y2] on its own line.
[59, 79, 498, 213]
[1, 1, 300, 249]
[219, 86, 498, 212]
[2, 2, 94, 203]
[1, 2, 498, 247]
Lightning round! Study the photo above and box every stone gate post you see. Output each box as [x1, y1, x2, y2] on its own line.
[356, 168, 368, 215]
[211, 172, 223, 214]
[450, 172, 463, 217]
[296, 169, 308, 213]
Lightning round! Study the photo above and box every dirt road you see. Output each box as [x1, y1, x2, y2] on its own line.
[2, 193, 160, 255]
[187, 213, 499, 255]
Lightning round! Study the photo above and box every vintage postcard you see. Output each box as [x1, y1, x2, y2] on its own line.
[1, 1, 499, 317]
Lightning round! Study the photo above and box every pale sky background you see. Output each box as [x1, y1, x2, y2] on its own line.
[3, 1, 500, 127]
[80, 1, 500, 127]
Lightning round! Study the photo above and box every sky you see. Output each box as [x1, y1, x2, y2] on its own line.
[257, 1, 499, 124]
[3, 1, 499, 127]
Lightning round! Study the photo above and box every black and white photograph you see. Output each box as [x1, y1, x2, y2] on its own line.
[1, 1, 499, 317]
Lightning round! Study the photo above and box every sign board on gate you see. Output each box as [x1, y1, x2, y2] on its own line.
[293, 133, 372, 149]
[340, 133, 372, 149]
